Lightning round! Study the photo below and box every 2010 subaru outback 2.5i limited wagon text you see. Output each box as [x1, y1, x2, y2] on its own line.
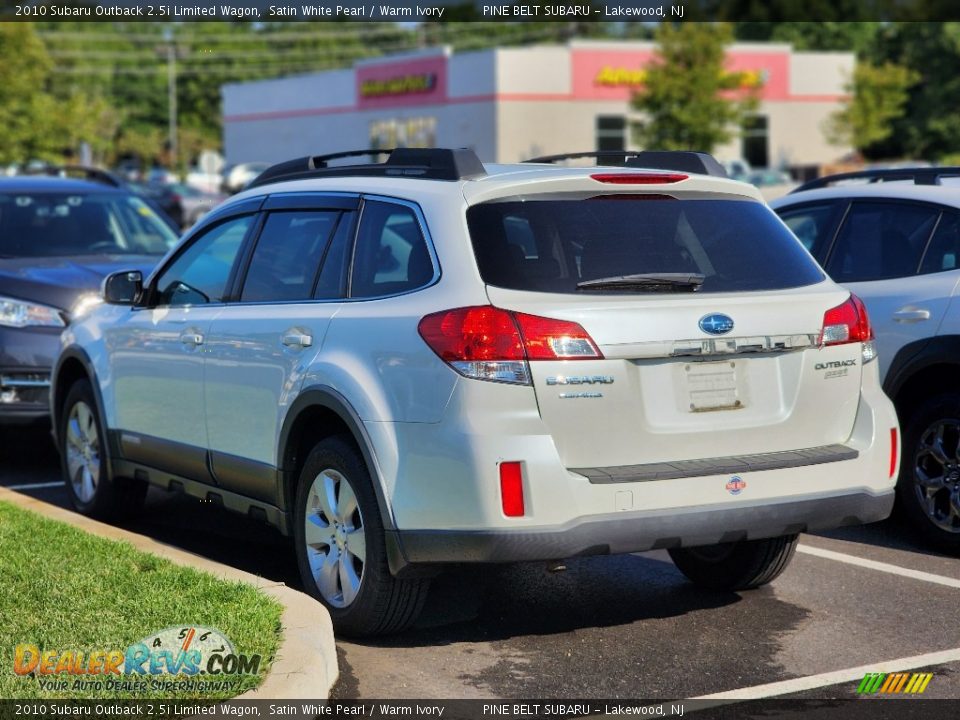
[51, 148, 900, 636]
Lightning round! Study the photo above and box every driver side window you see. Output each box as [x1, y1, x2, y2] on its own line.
[153, 216, 252, 307]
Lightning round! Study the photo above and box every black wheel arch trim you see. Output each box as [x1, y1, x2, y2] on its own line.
[50, 346, 119, 479]
[884, 335, 960, 401]
[278, 386, 396, 533]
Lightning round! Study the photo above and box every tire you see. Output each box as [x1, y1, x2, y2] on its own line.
[293, 435, 430, 636]
[668, 534, 799, 591]
[897, 393, 960, 554]
[59, 379, 146, 520]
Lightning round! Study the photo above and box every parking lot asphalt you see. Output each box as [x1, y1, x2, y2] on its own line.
[3, 423, 960, 709]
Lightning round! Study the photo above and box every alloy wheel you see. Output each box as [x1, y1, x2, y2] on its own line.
[913, 419, 960, 534]
[65, 401, 101, 504]
[304, 468, 366, 607]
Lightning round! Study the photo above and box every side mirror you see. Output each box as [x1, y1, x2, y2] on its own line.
[103, 270, 143, 306]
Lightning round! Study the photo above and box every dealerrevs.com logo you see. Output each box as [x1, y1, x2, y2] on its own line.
[13, 626, 261, 694]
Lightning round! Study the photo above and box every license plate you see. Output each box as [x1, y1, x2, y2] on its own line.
[685, 361, 742, 412]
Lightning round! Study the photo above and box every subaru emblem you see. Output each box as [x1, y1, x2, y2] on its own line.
[699, 313, 734, 336]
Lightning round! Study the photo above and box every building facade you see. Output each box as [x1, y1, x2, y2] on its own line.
[222, 40, 854, 171]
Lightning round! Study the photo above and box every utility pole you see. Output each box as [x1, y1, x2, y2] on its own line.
[159, 27, 179, 172]
[167, 41, 177, 170]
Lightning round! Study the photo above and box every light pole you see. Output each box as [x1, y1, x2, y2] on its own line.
[167, 40, 177, 170]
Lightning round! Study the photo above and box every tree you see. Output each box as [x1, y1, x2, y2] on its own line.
[864, 22, 960, 160]
[631, 23, 759, 153]
[0, 23, 53, 164]
[823, 62, 917, 152]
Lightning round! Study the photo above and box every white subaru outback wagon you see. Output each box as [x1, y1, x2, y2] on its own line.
[52, 148, 899, 635]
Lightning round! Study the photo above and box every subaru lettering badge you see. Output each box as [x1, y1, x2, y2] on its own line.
[699, 313, 734, 336]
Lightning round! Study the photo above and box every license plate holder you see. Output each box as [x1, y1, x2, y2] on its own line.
[685, 361, 742, 412]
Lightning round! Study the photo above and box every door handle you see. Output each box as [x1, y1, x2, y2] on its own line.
[893, 308, 931, 323]
[180, 332, 204, 346]
[282, 332, 313, 349]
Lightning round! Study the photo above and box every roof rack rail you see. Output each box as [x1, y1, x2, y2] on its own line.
[246, 147, 487, 189]
[793, 166, 960, 193]
[23, 164, 125, 188]
[524, 150, 728, 178]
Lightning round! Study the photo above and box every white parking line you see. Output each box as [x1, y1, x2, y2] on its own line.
[5, 481, 63, 491]
[797, 543, 960, 590]
[691, 646, 960, 700]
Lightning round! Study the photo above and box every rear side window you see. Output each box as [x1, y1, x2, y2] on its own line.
[776, 202, 841, 261]
[466, 196, 824, 294]
[240, 210, 340, 302]
[920, 211, 960, 275]
[826, 201, 939, 282]
[350, 200, 434, 298]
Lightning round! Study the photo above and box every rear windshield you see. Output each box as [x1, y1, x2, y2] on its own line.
[466, 196, 825, 294]
[0, 192, 179, 258]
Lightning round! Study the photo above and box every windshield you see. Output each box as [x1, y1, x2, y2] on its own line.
[466, 195, 825, 294]
[0, 192, 179, 258]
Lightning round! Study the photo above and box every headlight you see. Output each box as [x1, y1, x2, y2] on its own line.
[0, 296, 66, 328]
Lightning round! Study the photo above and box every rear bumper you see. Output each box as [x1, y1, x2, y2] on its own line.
[388, 488, 894, 567]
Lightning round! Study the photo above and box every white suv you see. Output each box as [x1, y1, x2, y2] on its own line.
[771, 167, 960, 552]
[52, 149, 899, 635]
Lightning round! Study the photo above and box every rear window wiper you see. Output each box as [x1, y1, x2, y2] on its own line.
[576, 273, 705, 292]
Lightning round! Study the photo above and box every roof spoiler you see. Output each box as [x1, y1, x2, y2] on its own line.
[524, 151, 728, 178]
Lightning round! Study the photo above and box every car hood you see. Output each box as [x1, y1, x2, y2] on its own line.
[0, 255, 160, 312]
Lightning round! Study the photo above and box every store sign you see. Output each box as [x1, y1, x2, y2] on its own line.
[574, 49, 789, 101]
[360, 73, 438, 99]
[357, 56, 447, 109]
[592, 65, 768, 90]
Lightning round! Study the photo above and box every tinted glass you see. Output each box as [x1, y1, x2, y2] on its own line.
[825, 201, 939, 282]
[776, 202, 839, 260]
[154, 216, 251, 306]
[920, 211, 960, 275]
[241, 211, 339, 302]
[0, 192, 178, 258]
[351, 201, 434, 298]
[467, 196, 824, 294]
[315, 211, 355, 300]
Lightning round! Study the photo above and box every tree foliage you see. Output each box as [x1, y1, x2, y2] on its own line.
[631, 23, 759, 153]
[823, 62, 918, 151]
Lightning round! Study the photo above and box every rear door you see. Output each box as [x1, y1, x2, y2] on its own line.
[468, 193, 857, 470]
[202, 194, 357, 500]
[822, 201, 959, 378]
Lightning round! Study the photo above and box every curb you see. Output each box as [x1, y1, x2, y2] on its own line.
[0, 486, 339, 701]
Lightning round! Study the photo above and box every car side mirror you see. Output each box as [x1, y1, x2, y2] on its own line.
[103, 270, 143, 306]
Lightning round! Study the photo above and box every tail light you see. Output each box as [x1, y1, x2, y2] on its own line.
[418, 306, 602, 385]
[820, 294, 877, 363]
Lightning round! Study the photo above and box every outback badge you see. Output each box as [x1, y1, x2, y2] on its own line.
[725, 476, 747, 495]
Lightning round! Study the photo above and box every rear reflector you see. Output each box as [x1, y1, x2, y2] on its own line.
[499, 461, 525, 517]
[590, 173, 688, 185]
[418, 306, 602, 384]
[890, 428, 898, 478]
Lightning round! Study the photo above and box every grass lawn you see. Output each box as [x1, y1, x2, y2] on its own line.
[0, 501, 283, 700]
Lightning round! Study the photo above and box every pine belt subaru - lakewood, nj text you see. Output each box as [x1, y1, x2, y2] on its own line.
[51, 149, 900, 635]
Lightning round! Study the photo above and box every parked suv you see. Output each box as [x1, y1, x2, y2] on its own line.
[771, 167, 960, 553]
[53, 149, 899, 635]
[0, 174, 179, 424]
[772, 167, 960, 552]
